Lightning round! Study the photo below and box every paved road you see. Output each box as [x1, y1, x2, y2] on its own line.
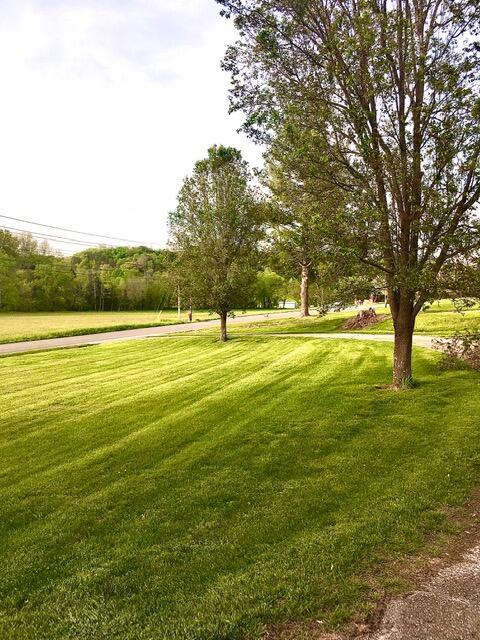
[0, 316, 442, 356]
[0, 312, 301, 356]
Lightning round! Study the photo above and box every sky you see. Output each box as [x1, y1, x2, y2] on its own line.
[0, 0, 262, 253]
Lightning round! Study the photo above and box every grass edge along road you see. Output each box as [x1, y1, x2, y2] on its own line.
[1, 301, 478, 346]
[1, 336, 480, 639]
[0, 309, 288, 345]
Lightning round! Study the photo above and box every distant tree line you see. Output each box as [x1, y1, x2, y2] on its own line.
[0, 227, 312, 313]
[0, 230, 179, 311]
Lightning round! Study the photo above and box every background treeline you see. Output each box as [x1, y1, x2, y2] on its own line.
[0, 230, 178, 311]
[0, 229, 302, 312]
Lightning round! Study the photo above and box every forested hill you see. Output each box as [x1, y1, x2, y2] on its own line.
[0, 229, 178, 311]
[0, 230, 290, 312]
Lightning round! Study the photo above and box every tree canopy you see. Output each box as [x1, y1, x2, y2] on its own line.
[218, 0, 480, 386]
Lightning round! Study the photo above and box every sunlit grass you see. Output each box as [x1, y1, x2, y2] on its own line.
[1, 336, 479, 639]
[198, 301, 479, 337]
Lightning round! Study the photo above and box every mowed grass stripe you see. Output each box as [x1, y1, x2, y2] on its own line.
[3, 339, 381, 596]
[1, 338, 479, 639]
[0, 336, 223, 398]
[0, 338, 266, 439]
[2, 340, 339, 585]
[0, 338, 313, 486]
[0, 339, 327, 494]
[0, 337, 298, 438]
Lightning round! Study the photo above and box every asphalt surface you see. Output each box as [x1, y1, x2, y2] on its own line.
[322, 544, 480, 640]
[0, 311, 300, 355]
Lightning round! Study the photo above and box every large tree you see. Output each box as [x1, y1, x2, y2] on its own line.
[218, 0, 480, 387]
[169, 145, 263, 341]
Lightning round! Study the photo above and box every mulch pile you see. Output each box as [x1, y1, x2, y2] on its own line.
[342, 308, 389, 330]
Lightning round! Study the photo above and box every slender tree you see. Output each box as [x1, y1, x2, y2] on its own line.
[267, 148, 342, 315]
[169, 145, 263, 341]
[268, 211, 318, 316]
[218, 0, 480, 387]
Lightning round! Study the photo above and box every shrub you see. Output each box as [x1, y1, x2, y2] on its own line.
[434, 331, 480, 371]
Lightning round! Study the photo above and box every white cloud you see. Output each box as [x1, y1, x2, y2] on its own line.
[0, 0, 262, 250]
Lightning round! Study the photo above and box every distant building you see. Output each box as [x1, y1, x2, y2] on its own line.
[278, 300, 297, 309]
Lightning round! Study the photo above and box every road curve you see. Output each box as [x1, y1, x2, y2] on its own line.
[0, 317, 442, 356]
[0, 312, 300, 356]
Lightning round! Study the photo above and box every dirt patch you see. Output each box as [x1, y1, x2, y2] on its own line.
[260, 620, 341, 639]
[260, 489, 480, 640]
[342, 309, 389, 330]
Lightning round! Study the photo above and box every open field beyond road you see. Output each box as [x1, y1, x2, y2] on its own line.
[1, 337, 479, 639]
[0, 312, 299, 356]
[0, 309, 286, 344]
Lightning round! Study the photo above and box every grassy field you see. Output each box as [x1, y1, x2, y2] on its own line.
[0, 309, 285, 344]
[204, 301, 480, 337]
[1, 336, 480, 639]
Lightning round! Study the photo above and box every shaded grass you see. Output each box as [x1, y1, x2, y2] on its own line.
[1, 337, 479, 639]
[0, 309, 285, 344]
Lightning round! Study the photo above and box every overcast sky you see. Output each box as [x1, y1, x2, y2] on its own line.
[0, 0, 261, 252]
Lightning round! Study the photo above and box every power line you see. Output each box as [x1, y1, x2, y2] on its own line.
[0, 213, 155, 246]
[0, 225, 112, 247]
[1, 225, 170, 268]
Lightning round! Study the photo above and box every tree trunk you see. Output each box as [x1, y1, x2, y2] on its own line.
[392, 299, 415, 388]
[220, 311, 228, 342]
[300, 263, 310, 317]
[177, 285, 181, 322]
[187, 300, 193, 323]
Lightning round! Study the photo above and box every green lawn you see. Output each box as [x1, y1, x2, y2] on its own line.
[1, 336, 479, 639]
[206, 301, 480, 337]
[0, 309, 285, 344]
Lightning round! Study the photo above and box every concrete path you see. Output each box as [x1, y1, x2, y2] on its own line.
[321, 546, 480, 640]
[253, 332, 439, 350]
[364, 545, 480, 640]
[0, 311, 300, 356]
